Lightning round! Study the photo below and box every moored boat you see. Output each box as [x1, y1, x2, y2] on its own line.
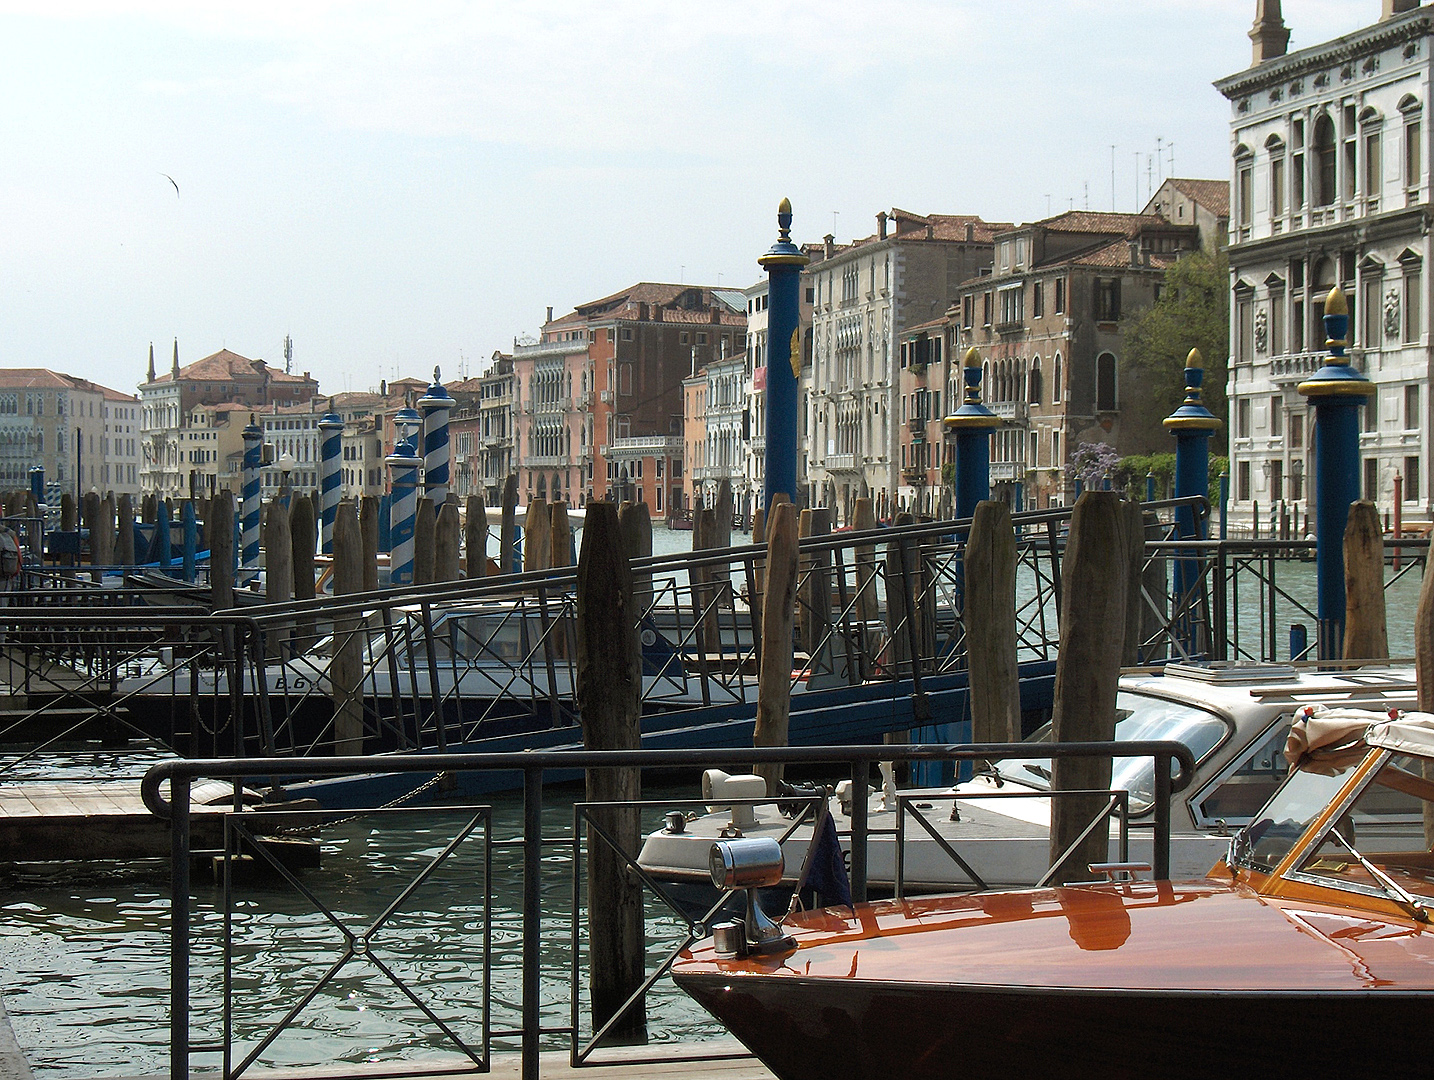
[671, 707, 1434, 1080]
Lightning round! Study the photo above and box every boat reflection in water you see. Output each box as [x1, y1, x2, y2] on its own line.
[672, 707, 1434, 1080]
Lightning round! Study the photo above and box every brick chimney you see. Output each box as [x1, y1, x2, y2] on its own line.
[925, 223, 935, 239]
[877, 211, 888, 240]
[710, 307, 721, 324]
[637, 302, 649, 321]
[545, 305, 553, 323]
[824, 233, 835, 258]
[1250, 0, 1290, 65]
[653, 305, 664, 323]
[1383, 0, 1420, 19]
[965, 223, 974, 242]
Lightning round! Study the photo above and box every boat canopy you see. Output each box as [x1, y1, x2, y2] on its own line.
[1285, 706, 1434, 772]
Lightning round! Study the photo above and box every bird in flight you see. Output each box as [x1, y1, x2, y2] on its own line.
[161, 173, 180, 198]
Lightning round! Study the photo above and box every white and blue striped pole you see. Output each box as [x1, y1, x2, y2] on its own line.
[241, 415, 263, 583]
[418, 368, 453, 508]
[387, 407, 422, 587]
[318, 410, 343, 554]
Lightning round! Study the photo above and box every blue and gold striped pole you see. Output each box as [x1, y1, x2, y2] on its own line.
[241, 414, 263, 583]
[318, 410, 343, 555]
[387, 407, 422, 587]
[943, 348, 999, 521]
[759, 198, 809, 510]
[1298, 285, 1374, 659]
[1164, 347, 1221, 656]
[418, 368, 453, 508]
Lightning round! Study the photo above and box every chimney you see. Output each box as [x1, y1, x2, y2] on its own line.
[824, 233, 835, 258]
[710, 307, 721, 324]
[965, 223, 974, 242]
[1128, 241, 1141, 265]
[546, 305, 553, 324]
[653, 305, 664, 322]
[637, 302, 649, 321]
[877, 211, 888, 240]
[1383, 0, 1420, 19]
[925, 223, 935, 239]
[1249, 0, 1291, 65]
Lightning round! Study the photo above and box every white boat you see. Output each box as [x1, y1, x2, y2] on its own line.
[636, 661, 1419, 898]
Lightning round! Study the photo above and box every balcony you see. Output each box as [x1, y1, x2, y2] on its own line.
[907, 416, 929, 436]
[600, 390, 614, 404]
[901, 467, 929, 485]
[990, 461, 1026, 482]
[1270, 352, 1321, 385]
[576, 391, 592, 409]
[524, 454, 571, 468]
[513, 339, 589, 359]
[989, 401, 1028, 422]
[825, 453, 857, 471]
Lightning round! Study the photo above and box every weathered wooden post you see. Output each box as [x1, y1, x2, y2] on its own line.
[852, 497, 879, 627]
[575, 502, 646, 1044]
[1049, 491, 1133, 883]
[413, 496, 437, 585]
[117, 494, 136, 565]
[883, 512, 914, 675]
[264, 497, 294, 658]
[549, 501, 572, 570]
[1343, 500, 1388, 661]
[290, 494, 318, 653]
[331, 499, 365, 755]
[359, 496, 379, 592]
[965, 500, 1020, 744]
[690, 503, 721, 660]
[464, 494, 486, 578]
[753, 500, 799, 797]
[435, 500, 461, 581]
[98, 492, 116, 568]
[500, 474, 518, 575]
[1298, 286, 1374, 658]
[523, 500, 551, 573]
[209, 492, 234, 610]
[1122, 499, 1147, 667]
[619, 500, 653, 617]
[181, 500, 198, 583]
[60, 493, 76, 568]
[82, 492, 101, 580]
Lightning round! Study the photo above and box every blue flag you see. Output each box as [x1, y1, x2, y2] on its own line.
[796, 802, 853, 910]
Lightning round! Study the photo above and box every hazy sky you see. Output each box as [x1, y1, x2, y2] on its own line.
[1, 1, 1374, 397]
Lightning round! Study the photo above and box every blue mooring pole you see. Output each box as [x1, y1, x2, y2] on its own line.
[386, 407, 423, 588]
[28, 466, 43, 510]
[943, 347, 998, 521]
[241, 415, 263, 584]
[759, 198, 809, 512]
[181, 499, 197, 583]
[419, 370, 453, 510]
[1164, 347, 1221, 657]
[318, 410, 343, 555]
[1298, 285, 1373, 660]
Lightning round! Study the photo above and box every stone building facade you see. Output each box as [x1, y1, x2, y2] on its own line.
[1216, 0, 1433, 530]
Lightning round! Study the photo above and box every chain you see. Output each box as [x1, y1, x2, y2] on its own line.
[268, 770, 455, 834]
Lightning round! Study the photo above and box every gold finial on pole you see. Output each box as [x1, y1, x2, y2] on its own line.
[1325, 284, 1348, 316]
[1186, 347, 1204, 370]
[964, 346, 981, 369]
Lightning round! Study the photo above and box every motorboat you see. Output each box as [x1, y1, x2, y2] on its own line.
[671, 706, 1434, 1080]
[638, 661, 1418, 898]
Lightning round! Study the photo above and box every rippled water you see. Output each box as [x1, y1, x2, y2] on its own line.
[0, 760, 724, 1076]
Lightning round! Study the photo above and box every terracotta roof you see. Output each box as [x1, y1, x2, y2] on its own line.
[0, 368, 92, 390]
[548, 283, 746, 329]
[1062, 237, 1179, 270]
[1030, 211, 1167, 237]
[99, 384, 138, 402]
[1167, 178, 1230, 217]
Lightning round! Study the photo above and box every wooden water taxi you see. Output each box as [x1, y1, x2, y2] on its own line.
[671, 707, 1434, 1079]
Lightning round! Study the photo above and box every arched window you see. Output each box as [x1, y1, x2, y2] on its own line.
[1096, 353, 1118, 412]
[1053, 353, 1063, 404]
[1029, 357, 1043, 405]
[1314, 113, 1337, 207]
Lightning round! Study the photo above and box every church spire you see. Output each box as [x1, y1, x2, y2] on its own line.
[171, 338, 180, 378]
[1250, 0, 1290, 66]
[147, 342, 155, 383]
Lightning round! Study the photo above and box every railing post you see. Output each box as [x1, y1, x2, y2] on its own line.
[849, 757, 869, 904]
[1153, 751, 1172, 880]
[522, 765, 543, 1080]
[169, 772, 191, 1080]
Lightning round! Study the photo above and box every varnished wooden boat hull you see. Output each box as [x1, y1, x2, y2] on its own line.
[675, 973, 1434, 1080]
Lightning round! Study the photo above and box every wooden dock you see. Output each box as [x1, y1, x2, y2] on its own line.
[0, 780, 229, 861]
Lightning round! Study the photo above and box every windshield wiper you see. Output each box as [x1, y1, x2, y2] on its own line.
[1328, 827, 1431, 923]
[1023, 763, 1052, 781]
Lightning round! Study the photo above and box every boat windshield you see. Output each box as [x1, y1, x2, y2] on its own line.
[1229, 749, 1366, 874]
[1290, 753, 1434, 904]
[993, 692, 1229, 816]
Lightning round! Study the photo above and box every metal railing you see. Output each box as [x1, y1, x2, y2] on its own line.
[142, 740, 1195, 1080]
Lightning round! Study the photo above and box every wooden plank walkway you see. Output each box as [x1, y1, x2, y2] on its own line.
[0, 780, 228, 861]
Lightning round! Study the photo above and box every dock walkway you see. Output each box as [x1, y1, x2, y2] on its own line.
[0, 780, 229, 861]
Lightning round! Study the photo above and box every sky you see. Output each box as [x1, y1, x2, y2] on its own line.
[0, 0, 1378, 398]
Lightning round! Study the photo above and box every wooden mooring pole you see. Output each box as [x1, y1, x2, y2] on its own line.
[209, 492, 234, 610]
[464, 494, 486, 578]
[753, 500, 798, 797]
[1343, 500, 1388, 662]
[965, 500, 1019, 744]
[332, 500, 365, 755]
[574, 502, 646, 1044]
[1049, 491, 1134, 883]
